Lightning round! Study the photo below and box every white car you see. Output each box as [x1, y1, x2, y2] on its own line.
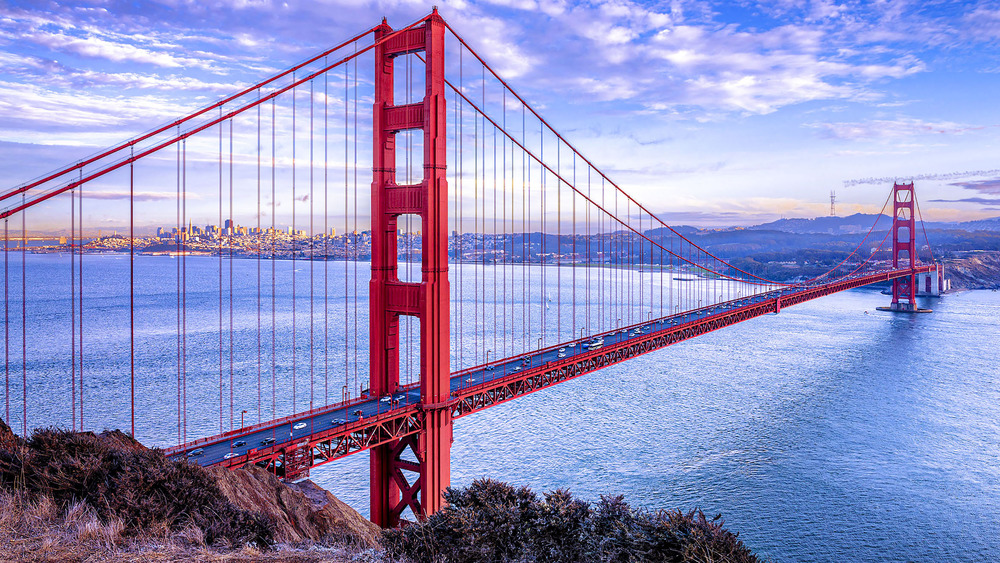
[380, 396, 392, 403]
[293, 422, 307, 430]
[224, 452, 238, 460]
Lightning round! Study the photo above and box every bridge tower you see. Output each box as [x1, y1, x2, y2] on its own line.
[884, 181, 921, 312]
[369, 10, 451, 527]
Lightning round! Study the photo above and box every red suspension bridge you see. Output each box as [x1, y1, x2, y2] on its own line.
[1, 10, 944, 527]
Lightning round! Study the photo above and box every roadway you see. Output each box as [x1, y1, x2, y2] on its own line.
[169, 267, 929, 468]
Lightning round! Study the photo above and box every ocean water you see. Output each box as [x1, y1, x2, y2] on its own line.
[314, 286, 1000, 563]
[2, 253, 998, 561]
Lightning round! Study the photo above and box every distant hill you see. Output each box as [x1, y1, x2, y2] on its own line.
[749, 214, 1000, 234]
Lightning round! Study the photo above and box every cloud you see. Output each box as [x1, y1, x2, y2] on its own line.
[949, 179, 1000, 195]
[812, 118, 985, 140]
[83, 191, 191, 201]
[929, 197, 1000, 206]
[844, 170, 1000, 187]
[0, 81, 190, 130]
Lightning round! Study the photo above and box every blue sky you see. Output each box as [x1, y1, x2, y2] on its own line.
[2, 0, 1000, 228]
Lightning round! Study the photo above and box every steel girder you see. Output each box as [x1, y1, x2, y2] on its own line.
[219, 408, 422, 479]
[451, 267, 934, 419]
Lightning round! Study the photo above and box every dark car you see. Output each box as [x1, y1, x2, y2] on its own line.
[234, 440, 246, 447]
[261, 437, 276, 446]
[187, 448, 204, 457]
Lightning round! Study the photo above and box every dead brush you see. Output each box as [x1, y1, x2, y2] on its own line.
[65, 499, 124, 549]
[0, 422, 273, 549]
[76, 514, 125, 550]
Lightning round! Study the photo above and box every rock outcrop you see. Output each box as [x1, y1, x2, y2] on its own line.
[210, 466, 380, 547]
[946, 251, 1000, 289]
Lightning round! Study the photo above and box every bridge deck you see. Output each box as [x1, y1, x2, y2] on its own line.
[166, 266, 934, 476]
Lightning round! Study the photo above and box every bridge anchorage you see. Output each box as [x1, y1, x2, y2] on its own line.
[2, 7, 949, 530]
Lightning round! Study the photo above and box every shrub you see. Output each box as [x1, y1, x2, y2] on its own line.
[0, 419, 272, 548]
[384, 479, 759, 563]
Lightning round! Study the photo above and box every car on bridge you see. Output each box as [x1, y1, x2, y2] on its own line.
[234, 440, 246, 447]
[293, 422, 307, 430]
[261, 437, 276, 446]
[187, 448, 204, 457]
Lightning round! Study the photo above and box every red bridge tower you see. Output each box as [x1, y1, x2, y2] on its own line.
[369, 10, 451, 527]
[879, 181, 933, 313]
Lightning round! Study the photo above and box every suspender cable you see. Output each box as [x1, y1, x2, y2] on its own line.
[310, 78, 315, 412]
[323, 61, 329, 406]
[501, 90, 506, 363]
[130, 148, 135, 437]
[539, 120, 544, 348]
[352, 47, 359, 395]
[229, 119, 235, 430]
[257, 89, 263, 424]
[473, 67, 479, 364]
[458, 46, 464, 370]
[176, 132, 181, 444]
[344, 59, 350, 399]
[78, 171, 84, 431]
[292, 74, 298, 413]
[271, 99, 278, 420]
[493, 109, 498, 364]
[21, 200, 26, 434]
[70, 187, 75, 430]
[218, 108, 224, 432]
[3, 219, 8, 426]
[181, 139, 188, 444]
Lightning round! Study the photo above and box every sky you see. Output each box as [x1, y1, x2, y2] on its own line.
[2, 0, 1000, 229]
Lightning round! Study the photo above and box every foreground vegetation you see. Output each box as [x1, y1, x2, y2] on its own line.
[1, 420, 759, 562]
[385, 479, 759, 563]
[0, 420, 272, 548]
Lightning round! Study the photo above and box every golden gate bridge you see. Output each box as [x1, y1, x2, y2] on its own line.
[0, 9, 943, 527]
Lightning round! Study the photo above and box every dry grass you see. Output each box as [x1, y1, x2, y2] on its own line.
[0, 489, 385, 562]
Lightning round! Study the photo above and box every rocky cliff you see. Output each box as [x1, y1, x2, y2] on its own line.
[210, 465, 380, 547]
[946, 251, 1000, 289]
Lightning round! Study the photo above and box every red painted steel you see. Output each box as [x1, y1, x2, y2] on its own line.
[450, 266, 934, 418]
[369, 9, 451, 527]
[183, 266, 934, 484]
[890, 182, 918, 310]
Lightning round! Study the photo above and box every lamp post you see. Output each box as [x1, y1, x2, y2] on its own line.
[240, 409, 248, 429]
